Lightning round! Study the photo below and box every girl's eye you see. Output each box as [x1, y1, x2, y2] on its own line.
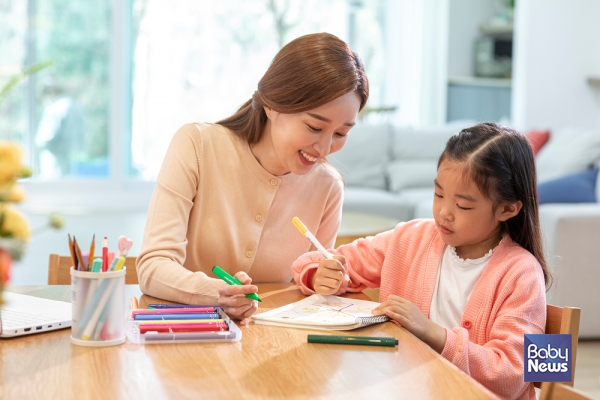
[457, 204, 472, 210]
[434, 192, 442, 198]
[307, 124, 321, 132]
[335, 132, 347, 138]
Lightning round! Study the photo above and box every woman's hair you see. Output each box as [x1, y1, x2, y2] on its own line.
[438, 122, 552, 290]
[217, 32, 369, 144]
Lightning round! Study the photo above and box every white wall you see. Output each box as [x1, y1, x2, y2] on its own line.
[447, 0, 497, 78]
[512, 0, 600, 132]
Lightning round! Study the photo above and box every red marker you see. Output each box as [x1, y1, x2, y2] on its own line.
[102, 236, 108, 272]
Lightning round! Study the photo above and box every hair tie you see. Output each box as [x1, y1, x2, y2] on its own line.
[251, 91, 260, 110]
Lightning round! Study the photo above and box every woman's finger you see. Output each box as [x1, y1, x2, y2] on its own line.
[218, 284, 258, 297]
[234, 271, 252, 285]
[223, 301, 255, 319]
[218, 292, 255, 309]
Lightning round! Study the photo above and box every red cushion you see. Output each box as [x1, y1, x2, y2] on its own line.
[526, 130, 550, 156]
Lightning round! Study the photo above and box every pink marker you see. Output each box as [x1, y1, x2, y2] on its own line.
[101, 237, 108, 272]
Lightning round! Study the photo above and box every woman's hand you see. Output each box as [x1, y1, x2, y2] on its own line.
[372, 295, 447, 353]
[311, 255, 346, 295]
[217, 271, 259, 320]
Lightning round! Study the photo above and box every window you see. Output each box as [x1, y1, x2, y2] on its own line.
[0, 0, 111, 179]
[2, 0, 402, 190]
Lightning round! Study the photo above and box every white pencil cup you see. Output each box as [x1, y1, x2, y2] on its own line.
[70, 267, 126, 347]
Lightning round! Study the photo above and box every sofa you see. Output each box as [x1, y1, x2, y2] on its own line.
[331, 123, 600, 338]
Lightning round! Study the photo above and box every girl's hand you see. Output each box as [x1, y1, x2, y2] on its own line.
[311, 255, 347, 295]
[217, 271, 259, 320]
[372, 295, 447, 353]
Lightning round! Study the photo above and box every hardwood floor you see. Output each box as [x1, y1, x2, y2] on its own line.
[574, 340, 600, 399]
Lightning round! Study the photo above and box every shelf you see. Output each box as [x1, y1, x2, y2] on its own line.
[448, 76, 512, 88]
[479, 24, 513, 35]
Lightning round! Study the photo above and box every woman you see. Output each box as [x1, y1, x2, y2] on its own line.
[137, 32, 369, 318]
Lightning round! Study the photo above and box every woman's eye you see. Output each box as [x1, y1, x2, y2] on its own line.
[434, 192, 442, 198]
[307, 124, 321, 132]
[335, 132, 347, 138]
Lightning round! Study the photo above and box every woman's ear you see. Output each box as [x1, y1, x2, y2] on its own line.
[263, 106, 276, 120]
[497, 200, 523, 222]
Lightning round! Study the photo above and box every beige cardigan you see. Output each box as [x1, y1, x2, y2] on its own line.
[137, 123, 343, 304]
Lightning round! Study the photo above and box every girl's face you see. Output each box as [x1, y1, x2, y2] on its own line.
[254, 91, 361, 176]
[432, 160, 522, 260]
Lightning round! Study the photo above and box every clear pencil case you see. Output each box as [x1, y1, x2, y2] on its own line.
[124, 306, 242, 344]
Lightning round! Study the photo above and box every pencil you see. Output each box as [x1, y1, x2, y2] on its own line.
[68, 234, 77, 270]
[73, 237, 85, 272]
[88, 234, 95, 270]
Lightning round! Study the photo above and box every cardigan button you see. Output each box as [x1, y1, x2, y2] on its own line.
[462, 320, 472, 329]
[255, 214, 262, 222]
[245, 251, 253, 258]
[270, 179, 278, 186]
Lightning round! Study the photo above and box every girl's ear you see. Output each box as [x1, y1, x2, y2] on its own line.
[497, 200, 523, 222]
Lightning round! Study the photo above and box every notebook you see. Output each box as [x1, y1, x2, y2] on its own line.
[252, 294, 390, 331]
[0, 292, 72, 338]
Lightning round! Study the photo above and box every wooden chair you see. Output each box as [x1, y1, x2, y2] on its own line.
[539, 382, 592, 400]
[534, 305, 581, 389]
[47, 254, 139, 285]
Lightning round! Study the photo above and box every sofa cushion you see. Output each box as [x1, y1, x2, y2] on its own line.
[391, 126, 457, 160]
[342, 187, 413, 221]
[526, 129, 550, 156]
[387, 160, 438, 192]
[536, 127, 600, 183]
[538, 167, 598, 204]
[328, 124, 391, 190]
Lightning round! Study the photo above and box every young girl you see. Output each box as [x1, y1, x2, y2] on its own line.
[292, 123, 550, 400]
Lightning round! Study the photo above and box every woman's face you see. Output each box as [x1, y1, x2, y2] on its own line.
[256, 91, 361, 176]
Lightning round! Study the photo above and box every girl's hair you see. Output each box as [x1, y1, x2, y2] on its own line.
[438, 122, 552, 290]
[217, 32, 369, 144]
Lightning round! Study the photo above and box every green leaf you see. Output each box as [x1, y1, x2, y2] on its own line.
[0, 60, 55, 106]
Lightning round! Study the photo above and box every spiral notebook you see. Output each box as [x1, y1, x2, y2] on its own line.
[252, 294, 389, 331]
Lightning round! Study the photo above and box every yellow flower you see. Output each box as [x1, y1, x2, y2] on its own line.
[0, 140, 24, 184]
[0, 183, 26, 203]
[0, 204, 31, 240]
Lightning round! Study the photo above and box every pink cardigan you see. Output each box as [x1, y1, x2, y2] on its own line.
[292, 219, 546, 400]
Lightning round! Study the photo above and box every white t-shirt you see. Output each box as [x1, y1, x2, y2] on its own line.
[429, 245, 495, 329]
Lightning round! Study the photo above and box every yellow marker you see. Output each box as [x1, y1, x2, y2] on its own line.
[114, 257, 125, 271]
[292, 217, 351, 282]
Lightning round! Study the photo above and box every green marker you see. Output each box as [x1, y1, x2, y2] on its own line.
[307, 335, 398, 347]
[212, 265, 262, 302]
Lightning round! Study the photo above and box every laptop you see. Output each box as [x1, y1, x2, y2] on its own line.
[0, 292, 72, 338]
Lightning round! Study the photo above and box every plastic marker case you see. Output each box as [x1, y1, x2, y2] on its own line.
[125, 306, 242, 344]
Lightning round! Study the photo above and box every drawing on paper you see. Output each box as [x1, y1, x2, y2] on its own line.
[271, 295, 379, 323]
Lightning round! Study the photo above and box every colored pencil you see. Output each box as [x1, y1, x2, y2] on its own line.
[68, 234, 77, 270]
[73, 237, 85, 272]
[88, 234, 95, 270]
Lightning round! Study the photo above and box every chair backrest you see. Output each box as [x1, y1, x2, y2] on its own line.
[48, 254, 138, 285]
[534, 304, 581, 388]
[539, 382, 592, 400]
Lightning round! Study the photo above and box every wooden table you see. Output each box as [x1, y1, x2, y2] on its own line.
[1, 284, 497, 399]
